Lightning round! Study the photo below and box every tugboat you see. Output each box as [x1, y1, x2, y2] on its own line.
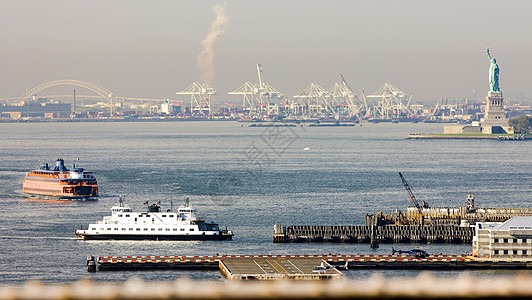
[76, 196, 234, 241]
[22, 158, 98, 200]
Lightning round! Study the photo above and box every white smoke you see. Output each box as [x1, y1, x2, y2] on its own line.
[197, 2, 229, 85]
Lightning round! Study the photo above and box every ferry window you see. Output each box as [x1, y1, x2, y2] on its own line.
[151, 228, 155, 231]
[144, 228, 148, 231]
[135, 218, 137, 221]
[118, 214, 122, 217]
[136, 228, 141, 231]
[129, 228, 133, 231]
[190, 228, 194, 231]
[180, 229, 185, 231]
[173, 229, 177, 231]
[114, 228, 118, 231]
[121, 228, 125, 231]
[107, 228, 111, 231]
[169, 215, 174, 218]
[165, 229, 170, 231]
[147, 214, 150, 217]
[126, 214, 130, 217]
[162, 215, 166, 218]
[90, 228, 95, 230]
[158, 228, 162, 231]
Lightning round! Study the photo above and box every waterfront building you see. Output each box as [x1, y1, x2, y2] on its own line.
[472, 216, 532, 258]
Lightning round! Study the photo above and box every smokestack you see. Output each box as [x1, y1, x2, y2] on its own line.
[197, 2, 229, 85]
[72, 89, 76, 117]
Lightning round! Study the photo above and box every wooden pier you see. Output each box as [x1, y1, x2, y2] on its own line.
[91, 254, 532, 279]
[273, 224, 475, 243]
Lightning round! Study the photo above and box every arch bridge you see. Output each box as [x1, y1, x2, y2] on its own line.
[13, 79, 166, 115]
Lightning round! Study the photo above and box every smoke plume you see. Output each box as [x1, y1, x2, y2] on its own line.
[197, 2, 229, 85]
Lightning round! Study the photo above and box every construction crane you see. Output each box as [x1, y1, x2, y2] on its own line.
[398, 172, 429, 212]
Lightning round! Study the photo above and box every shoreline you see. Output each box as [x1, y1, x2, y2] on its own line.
[408, 133, 531, 140]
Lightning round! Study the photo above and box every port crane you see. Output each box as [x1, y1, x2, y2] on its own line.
[398, 172, 429, 212]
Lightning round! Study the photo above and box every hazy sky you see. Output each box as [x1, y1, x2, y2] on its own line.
[1, 0, 531, 104]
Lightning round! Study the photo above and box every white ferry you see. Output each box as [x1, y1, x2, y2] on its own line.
[76, 196, 233, 241]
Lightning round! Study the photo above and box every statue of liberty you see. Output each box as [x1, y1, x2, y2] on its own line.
[486, 48, 500, 93]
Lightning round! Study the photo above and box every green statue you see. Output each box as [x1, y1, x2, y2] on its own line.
[486, 48, 500, 93]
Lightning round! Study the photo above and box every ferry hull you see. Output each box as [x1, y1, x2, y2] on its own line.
[76, 234, 233, 241]
[23, 177, 98, 199]
[24, 194, 97, 201]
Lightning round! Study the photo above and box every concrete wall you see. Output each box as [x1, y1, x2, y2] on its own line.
[461, 126, 483, 134]
[443, 125, 466, 134]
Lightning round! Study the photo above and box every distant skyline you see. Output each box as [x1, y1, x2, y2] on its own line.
[1, 0, 531, 104]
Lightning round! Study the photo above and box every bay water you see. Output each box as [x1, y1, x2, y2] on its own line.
[0, 121, 530, 285]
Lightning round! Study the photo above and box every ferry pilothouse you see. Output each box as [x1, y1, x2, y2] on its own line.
[22, 158, 98, 200]
[76, 196, 234, 241]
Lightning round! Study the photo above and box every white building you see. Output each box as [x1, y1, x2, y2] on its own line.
[161, 100, 173, 115]
[473, 216, 532, 258]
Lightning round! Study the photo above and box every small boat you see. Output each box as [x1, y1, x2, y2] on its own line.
[22, 158, 98, 200]
[76, 196, 234, 241]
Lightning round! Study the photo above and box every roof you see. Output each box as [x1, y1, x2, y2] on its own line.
[494, 216, 532, 231]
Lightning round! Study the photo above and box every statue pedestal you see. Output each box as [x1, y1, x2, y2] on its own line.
[481, 92, 514, 134]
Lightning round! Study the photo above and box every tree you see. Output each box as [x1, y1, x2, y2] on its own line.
[509, 116, 532, 134]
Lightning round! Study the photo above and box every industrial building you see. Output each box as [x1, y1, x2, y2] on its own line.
[0, 99, 71, 119]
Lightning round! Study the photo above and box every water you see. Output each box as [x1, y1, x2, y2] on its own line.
[0, 121, 531, 286]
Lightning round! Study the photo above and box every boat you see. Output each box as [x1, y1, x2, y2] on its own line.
[22, 158, 98, 200]
[75, 196, 234, 241]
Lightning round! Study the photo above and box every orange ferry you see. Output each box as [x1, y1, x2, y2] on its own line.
[23, 159, 98, 200]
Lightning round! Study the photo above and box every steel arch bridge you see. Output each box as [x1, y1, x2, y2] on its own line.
[18, 79, 115, 102]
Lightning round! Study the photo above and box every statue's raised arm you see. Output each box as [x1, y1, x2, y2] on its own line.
[486, 47, 500, 93]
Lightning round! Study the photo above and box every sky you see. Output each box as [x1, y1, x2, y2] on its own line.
[1, 0, 531, 104]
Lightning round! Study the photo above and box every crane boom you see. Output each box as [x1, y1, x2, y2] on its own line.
[257, 64, 265, 89]
[398, 172, 429, 211]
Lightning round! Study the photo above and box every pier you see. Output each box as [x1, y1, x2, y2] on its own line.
[94, 255, 343, 280]
[273, 224, 475, 244]
[91, 254, 532, 280]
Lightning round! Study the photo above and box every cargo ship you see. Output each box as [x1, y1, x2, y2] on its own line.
[22, 158, 98, 200]
[76, 196, 234, 240]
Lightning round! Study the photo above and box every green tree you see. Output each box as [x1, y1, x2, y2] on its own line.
[509, 116, 532, 134]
